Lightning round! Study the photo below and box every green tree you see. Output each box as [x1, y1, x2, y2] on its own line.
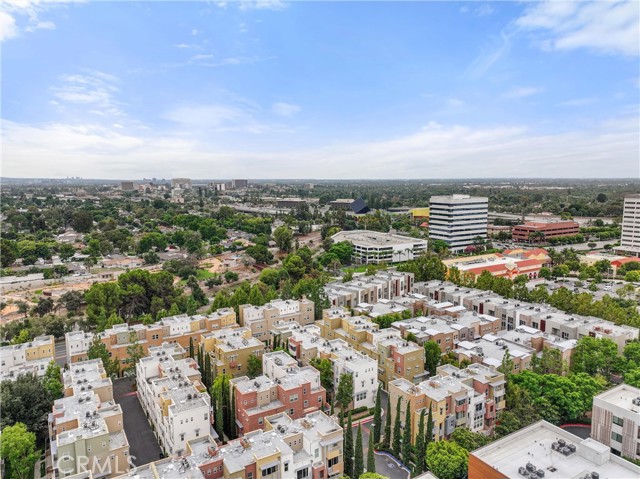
[571, 336, 621, 380]
[224, 271, 239, 283]
[424, 340, 441, 376]
[337, 373, 354, 413]
[354, 424, 364, 479]
[401, 402, 412, 466]
[426, 440, 468, 479]
[0, 374, 53, 446]
[87, 336, 120, 377]
[425, 406, 434, 450]
[125, 332, 144, 375]
[497, 349, 514, 376]
[450, 427, 491, 452]
[187, 275, 207, 306]
[392, 397, 402, 458]
[413, 409, 426, 475]
[311, 357, 334, 400]
[373, 386, 382, 444]
[382, 391, 392, 449]
[531, 347, 565, 375]
[367, 427, 376, 474]
[0, 422, 39, 479]
[1, 239, 19, 267]
[624, 368, 640, 387]
[273, 226, 293, 253]
[344, 411, 354, 478]
[43, 361, 63, 399]
[247, 354, 262, 379]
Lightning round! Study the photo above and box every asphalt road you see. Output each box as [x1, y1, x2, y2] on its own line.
[54, 339, 66, 367]
[113, 377, 163, 467]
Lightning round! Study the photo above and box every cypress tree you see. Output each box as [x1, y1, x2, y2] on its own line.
[425, 405, 434, 469]
[414, 409, 426, 475]
[344, 411, 354, 478]
[373, 386, 382, 444]
[354, 424, 364, 479]
[204, 353, 212, 389]
[229, 386, 237, 439]
[401, 402, 412, 467]
[367, 425, 376, 473]
[382, 394, 392, 449]
[392, 397, 402, 458]
[189, 337, 194, 359]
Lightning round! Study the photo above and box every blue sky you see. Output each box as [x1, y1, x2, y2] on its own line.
[2, 0, 639, 179]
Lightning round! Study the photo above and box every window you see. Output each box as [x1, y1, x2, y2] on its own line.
[258, 417, 263, 425]
[613, 416, 624, 427]
[180, 433, 185, 441]
[248, 473, 253, 479]
[328, 456, 339, 467]
[304, 400, 308, 407]
[87, 446, 92, 452]
[290, 408, 294, 415]
[318, 396, 322, 403]
[262, 465, 278, 476]
[204, 413, 208, 421]
[314, 448, 319, 458]
[612, 432, 623, 442]
[284, 463, 289, 472]
[297, 469, 309, 479]
[290, 394, 299, 403]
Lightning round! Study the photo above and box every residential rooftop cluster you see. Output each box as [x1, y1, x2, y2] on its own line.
[0, 334, 55, 381]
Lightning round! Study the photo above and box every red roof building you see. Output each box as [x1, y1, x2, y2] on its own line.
[512, 221, 579, 244]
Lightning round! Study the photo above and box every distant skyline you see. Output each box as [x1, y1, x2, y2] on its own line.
[2, 0, 639, 179]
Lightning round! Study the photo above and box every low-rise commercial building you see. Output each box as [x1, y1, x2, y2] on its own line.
[442, 253, 543, 280]
[512, 220, 580, 243]
[239, 299, 314, 342]
[330, 230, 427, 264]
[469, 420, 640, 479]
[0, 334, 55, 380]
[136, 343, 210, 457]
[49, 359, 130, 478]
[591, 383, 640, 461]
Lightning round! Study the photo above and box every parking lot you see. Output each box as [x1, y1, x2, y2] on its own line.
[113, 377, 163, 466]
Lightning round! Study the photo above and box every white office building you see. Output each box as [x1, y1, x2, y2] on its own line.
[617, 193, 640, 255]
[429, 194, 488, 252]
[330, 230, 428, 264]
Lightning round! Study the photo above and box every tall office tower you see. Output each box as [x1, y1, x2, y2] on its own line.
[429, 194, 488, 252]
[618, 193, 640, 255]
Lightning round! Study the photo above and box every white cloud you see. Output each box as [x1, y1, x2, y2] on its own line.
[172, 43, 202, 49]
[465, 30, 512, 78]
[3, 116, 637, 179]
[460, 4, 494, 17]
[1, 0, 81, 42]
[50, 70, 124, 116]
[503, 87, 544, 99]
[0, 11, 18, 41]
[558, 98, 597, 107]
[271, 102, 300, 117]
[191, 53, 213, 61]
[516, 0, 640, 56]
[238, 0, 286, 11]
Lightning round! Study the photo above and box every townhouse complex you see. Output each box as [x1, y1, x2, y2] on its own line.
[238, 298, 315, 342]
[0, 334, 55, 380]
[49, 359, 130, 478]
[136, 343, 211, 457]
[415, 281, 639, 353]
[66, 309, 237, 366]
[324, 270, 414, 308]
[230, 351, 326, 436]
[108, 410, 343, 479]
[318, 307, 426, 387]
[389, 363, 506, 442]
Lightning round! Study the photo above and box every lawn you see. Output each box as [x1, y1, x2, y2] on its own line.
[343, 265, 368, 273]
[179, 269, 216, 284]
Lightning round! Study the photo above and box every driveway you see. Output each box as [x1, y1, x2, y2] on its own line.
[350, 390, 410, 479]
[113, 377, 163, 467]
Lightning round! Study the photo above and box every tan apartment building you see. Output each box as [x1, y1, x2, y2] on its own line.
[65, 309, 237, 366]
[201, 327, 265, 379]
[49, 359, 130, 478]
[238, 298, 314, 342]
[0, 334, 55, 380]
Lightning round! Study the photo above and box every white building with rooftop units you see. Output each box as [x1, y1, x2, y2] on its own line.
[330, 230, 427, 264]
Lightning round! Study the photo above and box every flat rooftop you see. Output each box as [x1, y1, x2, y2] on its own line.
[594, 383, 640, 411]
[332, 230, 428, 247]
[471, 420, 640, 479]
